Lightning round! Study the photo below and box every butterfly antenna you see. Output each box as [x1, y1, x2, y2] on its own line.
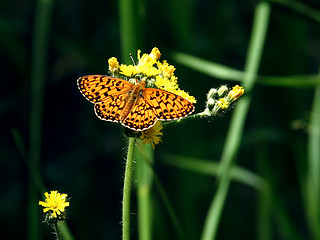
[129, 53, 136, 66]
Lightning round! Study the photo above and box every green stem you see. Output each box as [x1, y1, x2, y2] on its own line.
[256, 146, 272, 240]
[118, 0, 143, 238]
[123, 137, 137, 240]
[136, 143, 153, 240]
[306, 83, 320, 238]
[119, 0, 138, 62]
[57, 221, 74, 240]
[201, 2, 270, 240]
[53, 222, 62, 240]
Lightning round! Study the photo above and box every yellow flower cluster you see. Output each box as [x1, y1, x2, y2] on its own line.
[204, 85, 244, 116]
[107, 47, 197, 149]
[108, 47, 196, 104]
[39, 190, 70, 219]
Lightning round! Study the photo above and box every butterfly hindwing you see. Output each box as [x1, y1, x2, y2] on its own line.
[94, 93, 128, 122]
[144, 88, 195, 120]
[121, 96, 157, 131]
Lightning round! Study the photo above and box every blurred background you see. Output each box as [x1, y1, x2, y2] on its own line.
[1, 0, 320, 239]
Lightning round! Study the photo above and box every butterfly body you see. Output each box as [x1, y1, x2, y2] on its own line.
[120, 81, 145, 121]
[77, 75, 194, 131]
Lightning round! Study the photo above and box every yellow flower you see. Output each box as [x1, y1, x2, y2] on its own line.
[119, 48, 163, 78]
[157, 60, 175, 78]
[140, 122, 163, 149]
[175, 89, 197, 103]
[119, 64, 138, 77]
[228, 85, 244, 102]
[155, 75, 177, 92]
[204, 85, 244, 116]
[137, 64, 161, 77]
[138, 50, 157, 67]
[39, 190, 70, 218]
[108, 57, 119, 74]
[149, 47, 161, 60]
[112, 47, 197, 104]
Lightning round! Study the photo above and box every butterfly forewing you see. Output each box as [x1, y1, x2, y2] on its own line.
[78, 75, 134, 123]
[77, 75, 133, 103]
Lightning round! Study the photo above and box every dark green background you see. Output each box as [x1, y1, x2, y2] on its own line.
[1, 0, 320, 239]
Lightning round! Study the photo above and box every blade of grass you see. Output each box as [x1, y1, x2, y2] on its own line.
[271, 196, 304, 240]
[306, 83, 320, 238]
[256, 144, 272, 240]
[11, 128, 47, 194]
[28, 0, 54, 239]
[171, 52, 320, 88]
[151, 171, 186, 240]
[137, 144, 186, 240]
[162, 154, 303, 239]
[136, 144, 154, 240]
[252, 102, 273, 240]
[258, 75, 320, 87]
[161, 155, 270, 193]
[201, 2, 270, 240]
[162, 153, 303, 239]
[171, 51, 244, 81]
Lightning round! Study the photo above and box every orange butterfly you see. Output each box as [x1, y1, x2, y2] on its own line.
[77, 75, 195, 131]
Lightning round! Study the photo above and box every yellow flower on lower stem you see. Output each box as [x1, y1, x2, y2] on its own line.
[140, 122, 163, 149]
[39, 190, 70, 219]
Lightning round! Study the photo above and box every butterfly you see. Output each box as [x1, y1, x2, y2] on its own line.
[77, 75, 195, 131]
